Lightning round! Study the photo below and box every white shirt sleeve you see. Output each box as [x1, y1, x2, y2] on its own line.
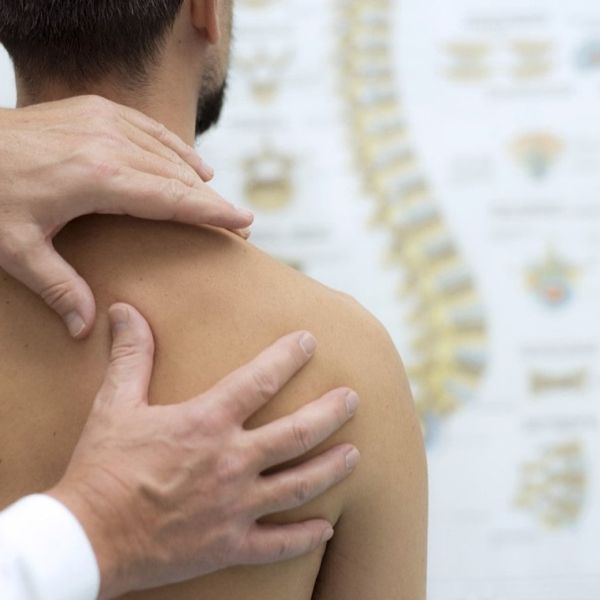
[0, 494, 100, 600]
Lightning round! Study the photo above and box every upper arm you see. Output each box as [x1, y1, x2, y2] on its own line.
[313, 316, 428, 600]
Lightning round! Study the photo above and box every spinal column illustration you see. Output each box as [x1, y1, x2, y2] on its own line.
[515, 440, 587, 528]
[337, 0, 488, 434]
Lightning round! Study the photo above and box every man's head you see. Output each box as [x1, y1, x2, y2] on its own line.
[0, 0, 233, 136]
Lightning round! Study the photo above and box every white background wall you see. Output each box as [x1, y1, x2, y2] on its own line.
[0, 47, 15, 107]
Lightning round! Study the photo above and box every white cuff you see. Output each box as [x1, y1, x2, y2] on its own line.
[0, 494, 100, 600]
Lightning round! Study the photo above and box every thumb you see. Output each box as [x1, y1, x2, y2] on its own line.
[96, 303, 156, 408]
[0, 237, 96, 339]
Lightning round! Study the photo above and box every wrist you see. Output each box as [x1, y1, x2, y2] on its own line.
[47, 483, 127, 599]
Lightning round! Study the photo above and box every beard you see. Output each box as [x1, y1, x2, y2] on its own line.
[195, 79, 227, 137]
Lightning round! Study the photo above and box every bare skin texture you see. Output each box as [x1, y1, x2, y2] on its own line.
[0, 97, 253, 339]
[47, 304, 360, 599]
[0, 218, 428, 599]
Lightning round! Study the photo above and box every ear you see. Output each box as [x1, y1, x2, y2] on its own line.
[191, 0, 221, 44]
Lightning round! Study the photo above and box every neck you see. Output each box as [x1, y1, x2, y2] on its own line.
[16, 37, 201, 146]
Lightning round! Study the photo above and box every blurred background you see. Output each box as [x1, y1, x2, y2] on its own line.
[2, 0, 600, 598]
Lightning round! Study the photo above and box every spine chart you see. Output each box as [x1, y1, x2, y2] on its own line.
[338, 0, 488, 437]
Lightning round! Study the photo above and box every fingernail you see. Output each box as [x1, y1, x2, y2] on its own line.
[321, 527, 334, 544]
[236, 206, 254, 221]
[345, 391, 359, 417]
[109, 305, 129, 333]
[200, 159, 214, 178]
[299, 333, 317, 356]
[345, 448, 360, 471]
[239, 227, 252, 239]
[64, 311, 86, 338]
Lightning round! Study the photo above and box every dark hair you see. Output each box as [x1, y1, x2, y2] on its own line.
[0, 0, 185, 90]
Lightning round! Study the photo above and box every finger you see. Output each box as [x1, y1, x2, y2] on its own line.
[118, 105, 214, 181]
[0, 235, 96, 339]
[109, 167, 254, 230]
[122, 122, 206, 186]
[110, 149, 252, 237]
[235, 227, 252, 240]
[95, 303, 155, 407]
[250, 388, 359, 470]
[122, 145, 202, 191]
[239, 520, 334, 565]
[193, 331, 318, 423]
[255, 444, 360, 517]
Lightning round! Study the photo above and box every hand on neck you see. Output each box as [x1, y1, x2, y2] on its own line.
[16, 70, 199, 147]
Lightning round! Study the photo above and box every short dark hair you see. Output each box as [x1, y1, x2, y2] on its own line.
[0, 0, 184, 90]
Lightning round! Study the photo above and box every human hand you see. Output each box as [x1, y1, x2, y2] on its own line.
[0, 96, 254, 339]
[48, 303, 360, 599]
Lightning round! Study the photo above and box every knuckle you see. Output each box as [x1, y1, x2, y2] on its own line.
[292, 476, 311, 505]
[96, 128, 123, 147]
[82, 95, 115, 119]
[89, 157, 120, 182]
[110, 341, 142, 364]
[76, 144, 119, 179]
[89, 116, 111, 133]
[274, 535, 291, 561]
[291, 422, 313, 454]
[78, 141, 102, 160]
[164, 178, 187, 210]
[251, 368, 279, 399]
[337, 395, 351, 424]
[0, 230, 32, 264]
[182, 146, 198, 165]
[175, 163, 196, 188]
[163, 142, 181, 159]
[215, 452, 247, 484]
[93, 95, 116, 117]
[85, 119, 125, 150]
[252, 437, 271, 467]
[110, 334, 153, 365]
[182, 403, 228, 440]
[155, 121, 169, 142]
[196, 401, 229, 430]
[40, 279, 77, 311]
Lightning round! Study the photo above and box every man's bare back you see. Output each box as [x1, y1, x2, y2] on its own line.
[0, 216, 427, 599]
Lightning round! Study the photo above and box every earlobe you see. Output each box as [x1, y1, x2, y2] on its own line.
[191, 0, 220, 44]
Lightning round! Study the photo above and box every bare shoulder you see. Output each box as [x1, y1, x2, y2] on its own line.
[55, 215, 423, 465]
[50, 216, 427, 599]
[308, 297, 428, 599]
[55, 216, 422, 457]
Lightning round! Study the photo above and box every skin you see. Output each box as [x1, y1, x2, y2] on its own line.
[0, 1, 366, 593]
[0, 98, 253, 339]
[0, 95, 368, 598]
[0, 218, 427, 599]
[0, 0, 428, 597]
[48, 305, 360, 598]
